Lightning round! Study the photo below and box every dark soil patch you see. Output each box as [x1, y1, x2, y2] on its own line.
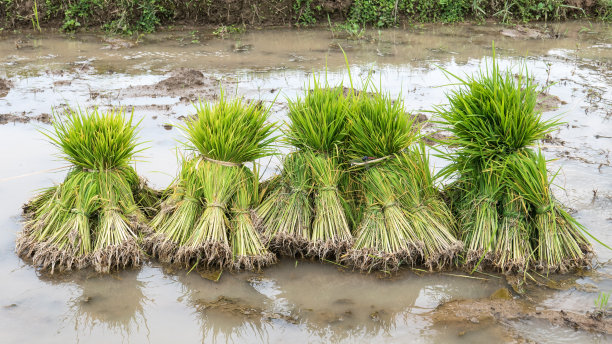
[194, 296, 299, 323]
[0, 78, 12, 98]
[537, 93, 566, 112]
[433, 288, 612, 334]
[0, 113, 51, 125]
[155, 69, 207, 91]
[121, 68, 225, 104]
[500, 26, 554, 40]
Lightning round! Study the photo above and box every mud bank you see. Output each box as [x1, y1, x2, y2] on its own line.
[433, 288, 612, 336]
[1, 0, 609, 34]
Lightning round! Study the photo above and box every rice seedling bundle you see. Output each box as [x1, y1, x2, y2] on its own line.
[231, 167, 277, 270]
[506, 151, 592, 272]
[257, 152, 313, 256]
[391, 145, 463, 268]
[17, 107, 150, 273]
[147, 94, 277, 270]
[256, 79, 353, 259]
[437, 49, 595, 272]
[344, 88, 460, 271]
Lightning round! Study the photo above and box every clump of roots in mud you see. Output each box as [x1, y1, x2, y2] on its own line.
[146, 92, 277, 271]
[257, 80, 354, 260]
[17, 107, 152, 273]
[437, 46, 595, 274]
[343, 87, 460, 272]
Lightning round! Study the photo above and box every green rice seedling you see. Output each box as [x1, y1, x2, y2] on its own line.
[308, 153, 353, 259]
[17, 107, 149, 273]
[435, 47, 559, 169]
[145, 157, 203, 265]
[494, 190, 532, 273]
[148, 92, 277, 270]
[258, 152, 314, 257]
[181, 161, 237, 269]
[345, 167, 419, 271]
[257, 78, 353, 260]
[507, 150, 592, 272]
[230, 167, 276, 270]
[456, 168, 502, 269]
[286, 80, 349, 154]
[392, 144, 463, 269]
[344, 88, 451, 271]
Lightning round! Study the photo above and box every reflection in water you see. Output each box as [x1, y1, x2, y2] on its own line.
[41, 270, 149, 342]
[177, 271, 273, 343]
[172, 260, 504, 343]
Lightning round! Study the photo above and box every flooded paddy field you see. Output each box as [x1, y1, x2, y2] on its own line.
[0, 22, 611, 343]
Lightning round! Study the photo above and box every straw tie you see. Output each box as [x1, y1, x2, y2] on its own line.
[536, 203, 555, 214]
[183, 195, 202, 205]
[319, 186, 338, 192]
[503, 210, 526, 220]
[208, 201, 227, 210]
[69, 208, 88, 216]
[382, 202, 398, 210]
[231, 209, 251, 215]
[351, 154, 394, 167]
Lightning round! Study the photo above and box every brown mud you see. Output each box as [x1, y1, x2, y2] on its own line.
[0, 78, 11, 97]
[0, 112, 51, 125]
[433, 288, 612, 335]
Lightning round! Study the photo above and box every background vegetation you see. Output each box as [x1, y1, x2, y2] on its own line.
[0, 0, 610, 34]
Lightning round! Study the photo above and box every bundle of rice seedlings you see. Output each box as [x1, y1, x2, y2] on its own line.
[437, 47, 598, 272]
[308, 152, 353, 259]
[258, 152, 313, 257]
[230, 167, 277, 270]
[455, 167, 502, 268]
[347, 166, 418, 271]
[507, 150, 592, 272]
[256, 79, 353, 259]
[344, 88, 451, 271]
[147, 93, 276, 270]
[494, 189, 532, 273]
[17, 107, 149, 273]
[392, 144, 463, 269]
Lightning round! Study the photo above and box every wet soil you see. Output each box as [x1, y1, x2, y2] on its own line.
[0, 112, 51, 125]
[433, 288, 612, 335]
[0, 78, 11, 97]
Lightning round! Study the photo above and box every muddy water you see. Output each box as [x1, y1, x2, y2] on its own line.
[0, 22, 611, 343]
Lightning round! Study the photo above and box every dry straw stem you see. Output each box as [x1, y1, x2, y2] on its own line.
[257, 152, 314, 257]
[17, 107, 148, 273]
